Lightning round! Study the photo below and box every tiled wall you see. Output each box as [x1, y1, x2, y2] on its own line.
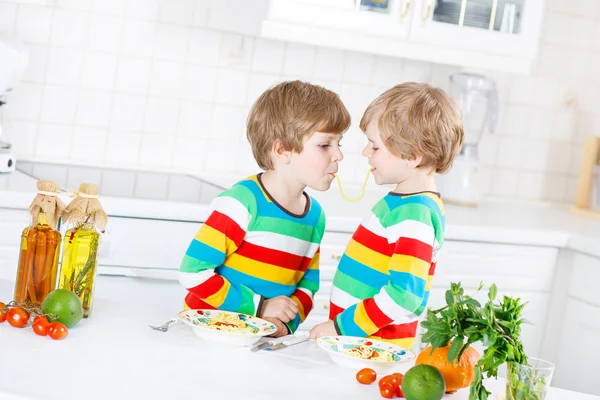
[0, 0, 599, 203]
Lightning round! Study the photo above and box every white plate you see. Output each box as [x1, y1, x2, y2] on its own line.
[178, 309, 277, 347]
[316, 336, 416, 373]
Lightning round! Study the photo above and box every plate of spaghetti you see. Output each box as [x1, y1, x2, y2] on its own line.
[178, 309, 277, 346]
[316, 336, 415, 372]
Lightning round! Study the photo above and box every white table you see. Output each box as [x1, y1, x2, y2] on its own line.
[0, 276, 596, 400]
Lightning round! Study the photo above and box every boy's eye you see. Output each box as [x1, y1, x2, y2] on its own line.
[319, 144, 330, 148]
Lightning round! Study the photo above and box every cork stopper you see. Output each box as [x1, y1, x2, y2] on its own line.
[29, 180, 66, 230]
[63, 183, 108, 232]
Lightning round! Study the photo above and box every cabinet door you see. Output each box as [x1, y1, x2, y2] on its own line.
[0, 209, 30, 280]
[409, 0, 544, 58]
[267, 0, 413, 40]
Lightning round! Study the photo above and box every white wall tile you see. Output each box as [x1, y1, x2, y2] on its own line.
[110, 94, 146, 131]
[167, 175, 201, 202]
[252, 38, 285, 74]
[101, 169, 135, 196]
[563, 49, 589, 81]
[215, 69, 249, 106]
[210, 105, 244, 141]
[126, 0, 160, 21]
[551, 110, 576, 141]
[181, 64, 217, 102]
[177, 101, 212, 138]
[546, 141, 572, 174]
[115, 57, 152, 94]
[40, 86, 79, 124]
[402, 60, 431, 83]
[90, 0, 125, 16]
[203, 140, 236, 173]
[20, 45, 48, 84]
[517, 171, 545, 199]
[149, 60, 183, 98]
[283, 43, 315, 77]
[105, 131, 141, 165]
[533, 45, 564, 79]
[134, 172, 169, 200]
[56, 0, 91, 11]
[81, 52, 117, 90]
[496, 136, 524, 168]
[144, 98, 179, 135]
[314, 48, 344, 81]
[570, 143, 585, 175]
[50, 9, 87, 47]
[533, 77, 560, 108]
[187, 29, 221, 66]
[36, 123, 73, 158]
[192, 0, 209, 27]
[343, 52, 374, 85]
[155, 24, 189, 60]
[527, 108, 555, 139]
[207, 0, 265, 36]
[594, 23, 600, 52]
[542, 12, 572, 46]
[372, 56, 404, 87]
[491, 169, 519, 197]
[507, 75, 536, 105]
[219, 34, 253, 69]
[8, 120, 38, 156]
[340, 83, 372, 120]
[45, 48, 83, 86]
[569, 17, 594, 49]
[521, 140, 550, 172]
[65, 166, 102, 189]
[246, 72, 280, 106]
[76, 90, 112, 128]
[138, 134, 174, 167]
[478, 134, 499, 167]
[15, 5, 53, 44]
[5, 83, 43, 120]
[541, 174, 568, 202]
[172, 137, 206, 170]
[121, 20, 156, 58]
[500, 105, 528, 137]
[0, 3, 17, 33]
[87, 14, 123, 53]
[70, 127, 107, 161]
[159, 0, 195, 26]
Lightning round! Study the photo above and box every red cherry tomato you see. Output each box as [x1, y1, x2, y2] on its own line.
[0, 302, 6, 323]
[379, 383, 395, 399]
[379, 375, 399, 390]
[356, 368, 377, 384]
[33, 315, 48, 325]
[48, 322, 68, 340]
[32, 317, 49, 336]
[6, 307, 30, 328]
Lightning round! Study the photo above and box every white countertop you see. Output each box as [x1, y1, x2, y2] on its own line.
[2, 170, 600, 256]
[0, 275, 596, 400]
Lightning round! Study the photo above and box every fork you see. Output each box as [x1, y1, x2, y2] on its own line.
[148, 318, 177, 332]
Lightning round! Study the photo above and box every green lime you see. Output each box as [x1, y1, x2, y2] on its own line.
[402, 364, 447, 400]
[41, 289, 84, 328]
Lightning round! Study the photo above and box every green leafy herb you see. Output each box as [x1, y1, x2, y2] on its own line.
[420, 282, 546, 400]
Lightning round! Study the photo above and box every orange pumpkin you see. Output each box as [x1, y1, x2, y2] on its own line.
[416, 343, 481, 393]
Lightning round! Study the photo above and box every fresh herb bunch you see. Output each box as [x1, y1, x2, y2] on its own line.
[420, 282, 532, 400]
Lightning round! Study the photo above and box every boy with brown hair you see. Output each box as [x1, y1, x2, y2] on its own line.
[179, 81, 350, 337]
[310, 82, 463, 348]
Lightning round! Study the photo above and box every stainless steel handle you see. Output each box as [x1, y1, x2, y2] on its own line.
[331, 254, 342, 261]
[400, 0, 412, 23]
[421, 0, 433, 26]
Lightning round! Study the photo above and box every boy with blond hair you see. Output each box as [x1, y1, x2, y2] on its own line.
[179, 81, 350, 337]
[310, 83, 463, 348]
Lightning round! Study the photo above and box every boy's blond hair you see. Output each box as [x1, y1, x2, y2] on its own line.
[247, 80, 351, 170]
[360, 82, 464, 174]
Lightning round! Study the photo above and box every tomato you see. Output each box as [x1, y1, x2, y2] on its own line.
[33, 315, 48, 325]
[379, 375, 399, 390]
[356, 368, 377, 384]
[0, 302, 6, 323]
[47, 322, 68, 340]
[395, 384, 404, 398]
[379, 383, 395, 399]
[32, 317, 49, 336]
[393, 372, 404, 396]
[6, 307, 30, 328]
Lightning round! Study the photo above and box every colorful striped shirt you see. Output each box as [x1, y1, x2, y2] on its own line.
[179, 174, 325, 333]
[328, 192, 445, 349]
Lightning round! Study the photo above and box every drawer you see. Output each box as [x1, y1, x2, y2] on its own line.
[0, 245, 19, 280]
[0, 209, 29, 247]
[321, 231, 352, 246]
[568, 252, 600, 307]
[435, 241, 558, 291]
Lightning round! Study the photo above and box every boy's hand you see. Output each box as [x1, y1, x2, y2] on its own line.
[260, 296, 298, 323]
[309, 321, 337, 339]
[262, 317, 289, 338]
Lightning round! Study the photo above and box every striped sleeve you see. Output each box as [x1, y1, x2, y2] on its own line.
[286, 206, 325, 333]
[179, 185, 262, 316]
[334, 203, 436, 337]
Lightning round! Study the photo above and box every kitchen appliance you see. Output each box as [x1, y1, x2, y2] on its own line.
[438, 72, 499, 206]
[0, 33, 29, 173]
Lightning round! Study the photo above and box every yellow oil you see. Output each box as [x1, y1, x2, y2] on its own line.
[58, 223, 100, 318]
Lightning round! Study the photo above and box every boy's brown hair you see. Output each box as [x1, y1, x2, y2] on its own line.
[247, 80, 351, 170]
[360, 82, 464, 174]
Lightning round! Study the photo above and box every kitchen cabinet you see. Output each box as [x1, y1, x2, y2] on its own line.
[261, 0, 545, 74]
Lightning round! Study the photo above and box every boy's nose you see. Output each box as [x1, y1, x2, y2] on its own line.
[334, 146, 344, 162]
[361, 146, 370, 157]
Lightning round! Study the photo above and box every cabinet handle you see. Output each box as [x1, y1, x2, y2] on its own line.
[421, 0, 433, 26]
[323, 304, 330, 310]
[331, 254, 342, 261]
[400, 0, 411, 23]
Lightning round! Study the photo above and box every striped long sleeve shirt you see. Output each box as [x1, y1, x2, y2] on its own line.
[328, 192, 445, 348]
[180, 174, 325, 333]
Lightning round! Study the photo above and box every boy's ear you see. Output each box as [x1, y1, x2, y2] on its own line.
[272, 139, 292, 164]
[407, 154, 423, 168]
